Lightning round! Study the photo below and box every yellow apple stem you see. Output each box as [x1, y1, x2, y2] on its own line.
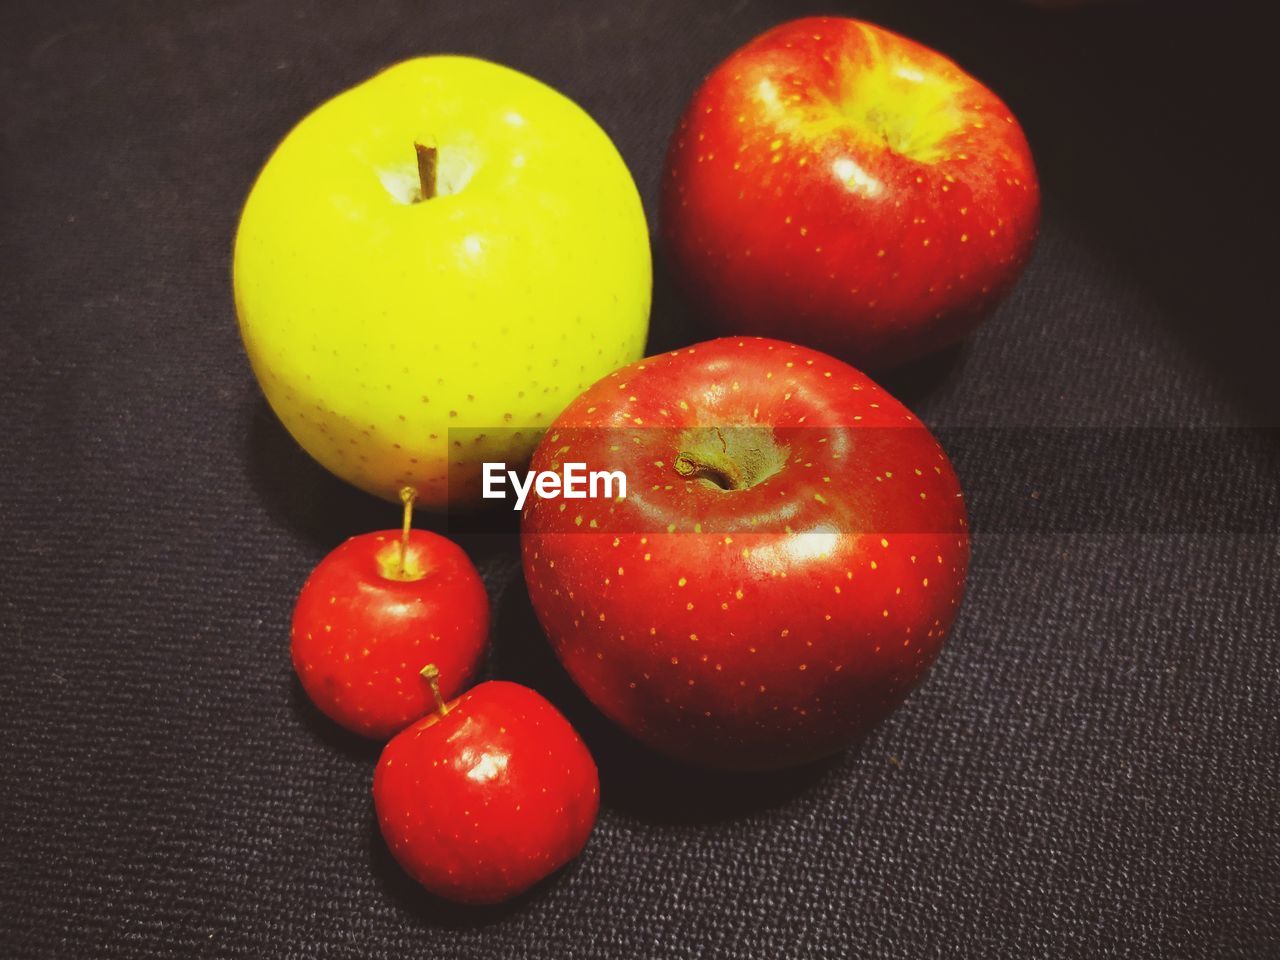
[398, 485, 416, 577]
[420, 663, 449, 717]
[414, 143, 438, 201]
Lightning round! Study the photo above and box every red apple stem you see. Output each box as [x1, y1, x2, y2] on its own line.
[414, 142, 438, 201]
[674, 453, 740, 491]
[420, 663, 449, 717]
[398, 485, 416, 577]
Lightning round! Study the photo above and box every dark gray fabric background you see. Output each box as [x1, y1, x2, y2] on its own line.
[2, 1, 1277, 957]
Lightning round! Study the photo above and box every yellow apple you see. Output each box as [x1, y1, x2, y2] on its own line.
[234, 57, 651, 505]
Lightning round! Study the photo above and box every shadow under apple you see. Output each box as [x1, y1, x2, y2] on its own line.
[245, 396, 405, 548]
[287, 674, 382, 764]
[645, 235, 708, 357]
[877, 340, 970, 415]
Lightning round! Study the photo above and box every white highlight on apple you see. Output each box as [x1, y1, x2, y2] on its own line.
[832, 157, 884, 198]
[755, 78, 782, 113]
[483, 462, 627, 510]
[464, 750, 509, 784]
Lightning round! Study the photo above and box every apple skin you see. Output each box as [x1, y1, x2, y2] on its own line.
[291, 529, 489, 739]
[661, 17, 1039, 370]
[521, 337, 968, 770]
[235, 56, 651, 506]
[373, 681, 599, 905]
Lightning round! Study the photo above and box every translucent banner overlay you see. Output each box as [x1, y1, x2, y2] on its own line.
[439, 427, 1280, 535]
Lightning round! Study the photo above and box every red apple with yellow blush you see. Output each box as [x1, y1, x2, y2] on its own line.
[521, 338, 969, 771]
[662, 17, 1039, 370]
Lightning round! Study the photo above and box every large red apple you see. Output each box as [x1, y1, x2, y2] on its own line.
[662, 17, 1039, 370]
[521, 338, 968, 770]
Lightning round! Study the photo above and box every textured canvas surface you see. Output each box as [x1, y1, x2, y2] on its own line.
[2, 1, 1277, 957]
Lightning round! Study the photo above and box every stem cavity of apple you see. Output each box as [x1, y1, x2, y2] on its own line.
[672, 426, 790, 492]
[420, 663, 450, 717]
[674, 452, 741, 491]
[414, 143, 438, 201]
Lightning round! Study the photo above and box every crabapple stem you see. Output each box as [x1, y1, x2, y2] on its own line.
[420, 663, 449, 717]
[398, 486, 416, 577]
[414, 142, 438, 201]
